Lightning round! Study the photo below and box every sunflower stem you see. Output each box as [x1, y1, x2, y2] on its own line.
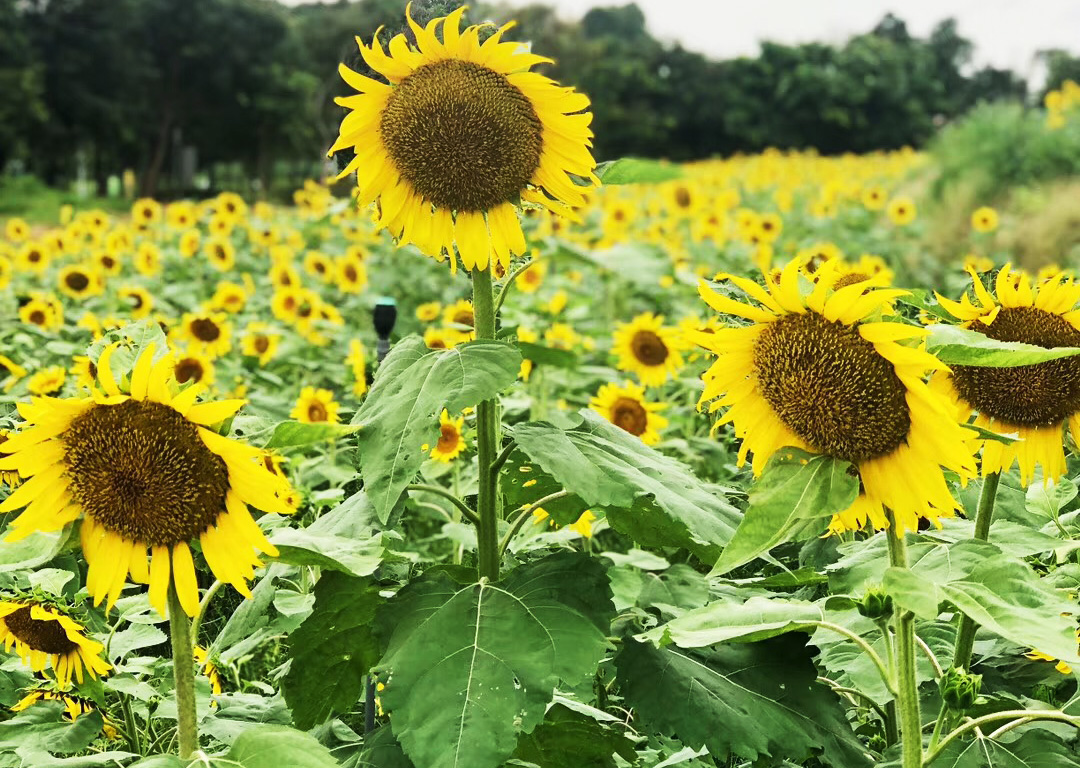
[886, 515, 923, 768]
[952, 471, 1000, 670]
[168, 583, 199, 759]
[472, 267, 501, 581]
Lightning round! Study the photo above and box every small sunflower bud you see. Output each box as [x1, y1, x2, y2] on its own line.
[939, 666, 982, 712]
[857, 586, 893, 620]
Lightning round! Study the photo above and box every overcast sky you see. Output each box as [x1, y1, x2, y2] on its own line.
[501, 0, 1079, 80]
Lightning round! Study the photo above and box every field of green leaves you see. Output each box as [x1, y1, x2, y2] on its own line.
[2, 8, 1080, 768]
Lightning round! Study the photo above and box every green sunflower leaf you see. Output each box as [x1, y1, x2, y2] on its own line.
[262, 421, 362, 449]
[351, 336, 521, 523]
[925, 324, 1080, 367]
[912, 729, 1080, 768]
[510, 411, 740, 560]
[639, 596, 825, 647]
[511, 703, 637, 768]
[282, 572, 382, 730]
[374, 551, 614, 768]
[220, 724, 340, 768]
[0, 701, 102, 754]
[615, 636, 872, 766]
[595, 157, 683, 185]
[711, 447, 858, 575]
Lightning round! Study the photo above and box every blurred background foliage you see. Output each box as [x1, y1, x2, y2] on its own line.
[0, 0, 1077, 201]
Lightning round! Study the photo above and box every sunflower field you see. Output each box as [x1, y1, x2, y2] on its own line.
[2, 6, 1080, 768]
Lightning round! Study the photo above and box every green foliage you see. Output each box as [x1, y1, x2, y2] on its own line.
[511, 704, 637, 768]
[511, 411, 739, 560]
[616, 636, 872, 766]
[221, 724, 341, 767]
[926, 324, 1080, 366]
[712, 448, 858, 574]
[352, 337, 520, 523]
[374, 552, 614, 768]
[263, 421, 361, 449]
[283, 572, 382, 729]
[0, 702, 103, 755]
[926, 730, 1080, 768]
[594, 158, 682, 185]
[641, 596, 825, 647]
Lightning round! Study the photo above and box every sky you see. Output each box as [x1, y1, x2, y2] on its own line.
[502, 0, 1080, 80]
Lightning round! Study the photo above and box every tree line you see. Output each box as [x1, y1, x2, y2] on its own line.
[1, 0, 1075, 198]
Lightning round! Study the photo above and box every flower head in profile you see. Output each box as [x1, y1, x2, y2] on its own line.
[330, 5, 597, 272]
[934, 264, 1080, 485]
[0, 343, 295, 617]
[695, 258, 976, 534]
[0, 601, 111, 688]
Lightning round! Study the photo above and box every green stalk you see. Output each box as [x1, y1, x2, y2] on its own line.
[472, 267, 500, 581]
[168, 583, 199, 759]
[886, 515, 923, 768]
[952, 471, 1000, 669]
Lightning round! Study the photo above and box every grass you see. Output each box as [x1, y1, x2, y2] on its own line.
[0, 175, 133, 224]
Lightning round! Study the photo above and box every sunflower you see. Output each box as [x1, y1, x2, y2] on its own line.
[134, 243, 162, 277]
[175, 311, 232, 359]
[58, 265, 102, 300]
[173, 349, 216, 387]
[179, 229, 201, 258]
[5, 218, 30, 243]
[590, 381, 668, 445]
[118, 285, 154, 320]
[335, 257, 367, 294]
[415, 301, 442, 323]
[209, 281, 248, 314]
[695, 258, 976, 534]
[131, 198, 162, 227]
[303, 250, 334, 283]
[12, 686, 120, 737]
[430, 409, 466, 462]
[241, 322, 281, 366]
[515, 261, 546, 293]
[442, 299, 474, 330]
[330, 5, 596, 272]
[193, 645, 224, 697]
[613, 312, 686, 388]
[934, 264, 1080, 485]
[20, 294, 64, 332]
[423, 327, 459, 350]
[0, 343, 295, 617]
[347, 340, 368, 397]
[93, 250, 121, 276]
[532, 507, 596, 538]
[0, 601, 111, 688]
[205, 239, 236, 272]
[0, 356, 27, 391]
[291, 387, 340, 424]
[16, 242, 50, 273]
[886, 196, 916, 226]
[27, 366, 66, 396]
[970, 206, 999, 234]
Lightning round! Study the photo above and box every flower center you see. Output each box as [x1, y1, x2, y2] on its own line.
[307, 401, 328, 422]
[437, 424, 459, 451]
[190, 318, 220, 342]
[833, 272, 870, 290]
[63, 400, 230, 546]
[453, 310, 474, 327]
[65, 272, 89, 292]
[950, 307, 1080, 427]
[28, 310, 45, 326]
[610, 397, 648, 436]
[380, 59, 544, 212]
[753, 311, 911, 463]
[253, 336, 270, 354]
[174, 358, 205, 384]
[631, 330, 669, 367]
[4, 606, 78, 654]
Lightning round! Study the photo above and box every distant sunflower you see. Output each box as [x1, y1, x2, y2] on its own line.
[20, 294, 63, 332]
[0, 601, 111, 688]
[303, 250, 334, 283]
[58, 265, 101, 300]
[971, 206, 999, 234]
[430, 409, 466, 462]
[415, 301, 442, 323]
[209, 281, 248, 314]
[442, 299, 474, 331]
[204, 239, 235, 272]
[613, 312, 685, 387]
[134, 243, 162, 277]
[935, 264, 1080, 485]
[886, 197, 916, 226]
[0, 343, 295, 617]
[176, 311, 232, 359]
[0, 356, 27, 391]
[118, 285, 153, 319]
[346, 340, 368, 397]
[515, 261, 546, 293]
[173, 349, 215, 387]
[291, 387, 340, 424]
[590, 381, 668, 445]
[27, 366, 66, 396]
[335, 257, 367, 294]
[696, 258, 976, 533]
[16, 242, 49, 273]
[330, 5, 596, 272]
[12, 686, 120, 737]
[241, 323, 281, 366]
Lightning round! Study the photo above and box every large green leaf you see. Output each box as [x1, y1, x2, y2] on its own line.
[883, 555, 1080, 663]
[0, 702, 102, 754]
[269, 495, 384, 578]
[351, 337, 521, 523]
[12, 750, 139, 767]
[221, 724, 340, 767]
[263, 421, 361, 449]
[511, 412, 740, 560]
[511, 703, 637, 768]
[918, 730, 1080, 767]
[283, 572, 382, 730]
[615, 636, 871, 766]
[712, 448, 857, 574]
[374, 552, 614, 768]
[925, 325, 1080, 367]
[357, 726, 414, 768]
[0, 527, 70, 572]
[640, 597, 825, 647]
[595, 158, 683, 184]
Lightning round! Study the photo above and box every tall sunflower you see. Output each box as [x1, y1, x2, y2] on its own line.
[0, 601, 111, 688]
[330, 5, 597, 272]
[0, 343, 295, 617]
[695, 258, 976, 534]
[934, 264, 1080, 485]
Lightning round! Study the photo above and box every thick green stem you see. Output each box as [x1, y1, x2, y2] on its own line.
[887, 516, 923, 768]
[472, 268, 500, 581]
[168, 584, 199, 759]
[952, 471, 1000, 670]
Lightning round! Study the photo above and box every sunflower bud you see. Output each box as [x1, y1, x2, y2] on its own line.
[939, 666, 982, 712]
[857, 586, 893, 620]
